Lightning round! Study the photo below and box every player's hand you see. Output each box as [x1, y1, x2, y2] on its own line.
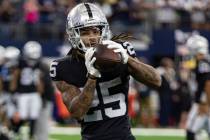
[103, 40, 129, 64]
[85, 47, 101, 78]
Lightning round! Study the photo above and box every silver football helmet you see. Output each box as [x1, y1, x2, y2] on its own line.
[186, 34, 209, 56]
[66, 3, 110, 53]
[23, 41, 42, 60]
[5, 46, 20, 67]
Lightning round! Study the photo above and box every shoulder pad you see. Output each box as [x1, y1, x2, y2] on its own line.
[38, 60, 49, 72]
[55, 55, 71, 63]
[49, 56, 72, 81]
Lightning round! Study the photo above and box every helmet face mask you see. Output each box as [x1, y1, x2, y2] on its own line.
[66, 3, 110, 53]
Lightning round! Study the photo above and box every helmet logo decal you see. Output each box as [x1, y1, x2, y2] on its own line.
[84, 3, 93, 18]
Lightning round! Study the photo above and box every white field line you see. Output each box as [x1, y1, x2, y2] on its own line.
[48, 127, 186, 137]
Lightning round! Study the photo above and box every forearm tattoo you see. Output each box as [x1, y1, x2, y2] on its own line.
[56, 79, 96, 119]
[56, 81, 71, 93]
[128, 57, 161, 88]
[70, 79, 96, 119]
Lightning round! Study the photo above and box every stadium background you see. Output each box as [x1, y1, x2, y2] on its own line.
[1, 0, 210, 140]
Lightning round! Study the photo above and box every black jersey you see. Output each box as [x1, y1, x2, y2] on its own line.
[194, 59, 210, 103]
[50, 41, 136, 140]
[16, 59, 41, 93]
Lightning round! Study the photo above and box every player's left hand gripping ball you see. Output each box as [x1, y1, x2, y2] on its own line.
[85, 47, 101, 78]
[103, 40, 129, 64]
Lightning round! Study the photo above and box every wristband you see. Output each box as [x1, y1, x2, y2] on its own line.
[87, 73, 97, 80]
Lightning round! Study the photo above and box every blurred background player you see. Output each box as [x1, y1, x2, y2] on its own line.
[0, 45, 6, 124]
[156, 57, 178, 127]
[0, 46, 21, 140]
[10, 41, 43, 140]
[185, 34, 210, 140]
[4, 46, 21, 123]
[32, 41, 55, 140]
[0, 45, 10, 140]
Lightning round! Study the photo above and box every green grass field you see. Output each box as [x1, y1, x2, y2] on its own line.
[47, 127, 210, 140]
[50, 134, 185, 140]
[46, 127, 189, 140]
[21, 125, 209, 140]
[19, 127, 186, 140]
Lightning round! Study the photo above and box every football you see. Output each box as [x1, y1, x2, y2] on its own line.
[93, 44, 122, 72]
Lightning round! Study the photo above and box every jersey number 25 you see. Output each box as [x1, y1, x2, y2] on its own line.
[84, 77, 126, 122]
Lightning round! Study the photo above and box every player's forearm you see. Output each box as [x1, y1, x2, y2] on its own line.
[63, 78, 96, 119]
[10, 69, 19, 92]
[36, 77, 44, 95]
[128, 57, 161, 89]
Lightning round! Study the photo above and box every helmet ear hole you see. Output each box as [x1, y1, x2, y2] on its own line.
[75, 28, 80, 35]
[78, 43, 83, 50]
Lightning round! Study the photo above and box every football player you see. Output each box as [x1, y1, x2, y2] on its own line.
[0, 45, 6, 109]
[3, 46, 20, 119]
[185, 34, 210, 140]
[11, 41, 43, 140]
[0, 46, 20, 139]
[33, 43, 55, 140]
[50, 3, 161, 140]
[0, 45, 9, 138]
